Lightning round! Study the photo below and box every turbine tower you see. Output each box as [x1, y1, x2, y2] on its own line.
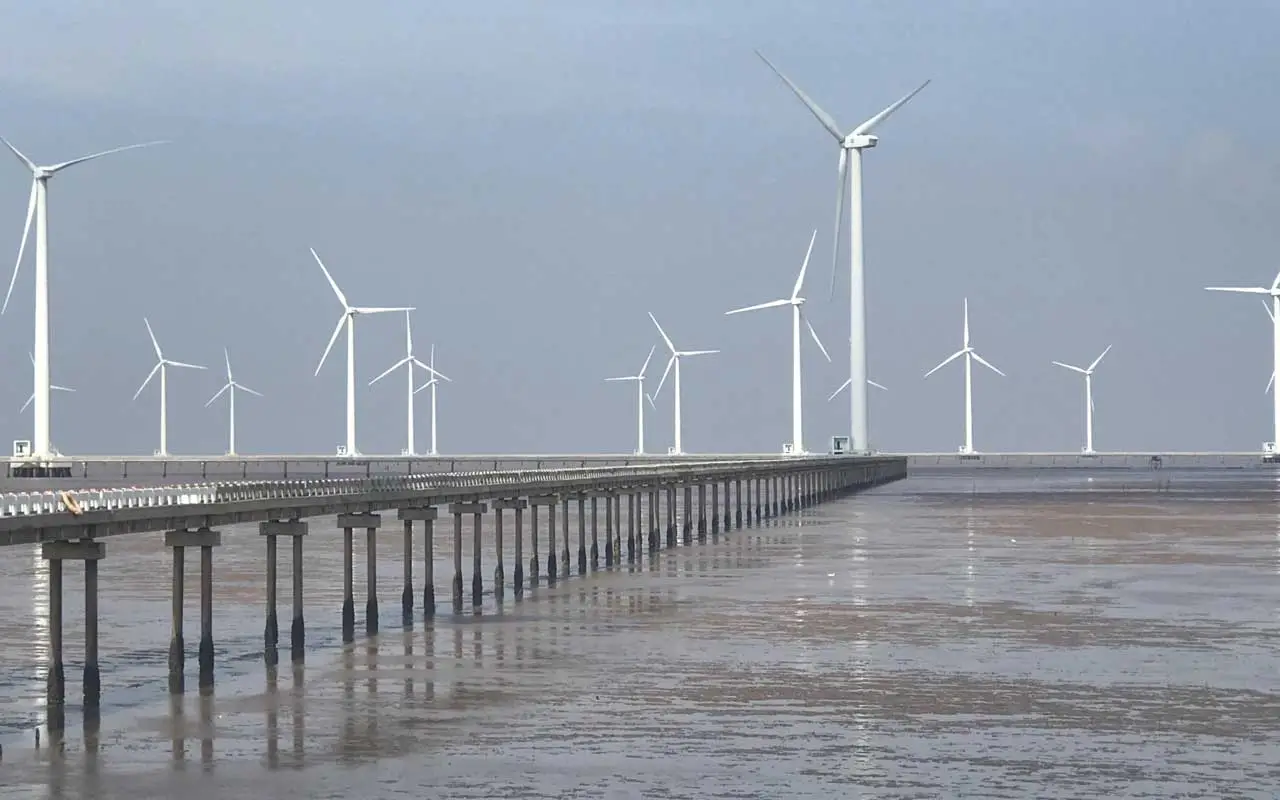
[370, 312, 449, 456]
[1206, 272, 1280, 451]
[725, 230, 830, 454]
[923, 299, 1005, 455]
[310, 248, 413, 457]
[133, 318, 206, 457]
[605, 345, 657, 455]
[756, 51, 928, 455]
[1, 136, 165, 463]
[649, 312, 718, 456]
[20, 351, 73, 413]
[205, 348, 262, 457]
[412, 345, 452, 456]
[1051, 345, 1111, 455]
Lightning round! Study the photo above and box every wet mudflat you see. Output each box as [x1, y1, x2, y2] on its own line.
[0, 469, 1278, 797]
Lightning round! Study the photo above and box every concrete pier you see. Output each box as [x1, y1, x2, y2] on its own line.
[605, 493, 615, 567]
[497, 499, 525, 596]
[337, 513, 379, 638]
[547, 498, 559, 584]
[581, 495, 592, 574]
[397, 507, 436, 618]
[468, 502, 487, 606]
[560, 496, 571, 577]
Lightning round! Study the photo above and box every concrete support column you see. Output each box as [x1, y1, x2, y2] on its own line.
[561, 496, 572, 577]
[773, 476, 781, 518]
[509, 501, 525, 596]
[492, 500, 525, 602]
[648, 489, 659, 552]
[529, 496, 557, 588]
[261, 521, 308, 662]
[197, 529, 220, 694]
[680, 485, 691, 544]
[711, 481, 720, 535]
[604, 494, 615, 567]
[337, 513, 381, 636]
[735, 478, 743, 529]
[614, 493, 622, 558]
[701, 483, 711, 540]
[666, 486, 677, 547]
[395, 509, 434, 620]
[340, 524, 355, 642]
[470, 503, 487, 607]
[587, 495, 598, 570]
[450, 507, 465, 611]
[43, 541, 107, 725]
[626, 492, 637, 563]
[166, 543, 184, 695]
[547, 498, 559, 584]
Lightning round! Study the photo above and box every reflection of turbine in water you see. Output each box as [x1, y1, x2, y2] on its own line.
[964, 505, 977, 609]
[32, 545, 49, 710]
[848, 517, 872, 779]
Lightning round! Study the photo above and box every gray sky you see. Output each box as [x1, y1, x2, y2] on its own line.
[0, 0, 1277, 456]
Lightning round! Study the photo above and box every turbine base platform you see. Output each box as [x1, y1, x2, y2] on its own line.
[8, 460, 72, 479]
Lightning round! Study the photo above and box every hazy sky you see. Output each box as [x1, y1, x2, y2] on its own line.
[0, 1, 1276, 457]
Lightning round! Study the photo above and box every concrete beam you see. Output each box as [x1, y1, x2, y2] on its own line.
[42, 539, 105, 560]
[336, 513, 382, 529]
[164, 528, 223, 548]
[259, 520, 308, 537]
[397, 506, 439, 521]
[528, 495, 559, 507]
[492, 498, 527, 510]
[449, 502, 488, 515]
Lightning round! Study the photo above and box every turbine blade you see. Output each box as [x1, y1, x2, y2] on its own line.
[27, 352, 34, 366]
[223, 347, 233, 382]
[725, 298, 790, 315]
[1, 181, 35, 316]
[235, 383, 264, 398]
[144, 317, 163, 359]
[1263, 299, 1276, 322]
[754, 51, 843, 140]
[1051, 360, 1087, 375]
[827, 378, 852, 402]
[166, 360, 206, 370]
[0, 136, 37, 172]
[1272, 271, 1280, 294]
[1087, 344, 1112, 372]
[648, 312, 676, 353]
[605, 376, 638, 382]
[19, 394, 32, 413]
[413, 379, 437, 395]
[1204, 286, 1269, 294]
[653, 354, 676, 399]
[791, 228, 817, 300]
[638, 344, 656, 378]
[411, 357, 451, 382]
[133, 362, 162, 401]
[45, 140, 167, 173]
[971, 351, 1005, 377]
[369, 356, 411, 386]
[924, 349, 965, 378]
[851, 80, 931, 136]
[205, 382, 231, 407]
[353, 306, 416, 314]
[310, 248, 349, 309]
[50, 384, 74, 393]
[404, 311, 413, 356]
[803, 313, 831, 361]
[680, 349, 719, 357]
[1269, 372, 1276, 395]
[962, 298, 970, 347]
[868, 380, 889, 391]
[315, 315, 346, 376]
[827, 148, 849, 302]
[645, 392, 657, 409]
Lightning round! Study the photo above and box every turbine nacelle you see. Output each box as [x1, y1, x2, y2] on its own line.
[843, 134, 878, 149]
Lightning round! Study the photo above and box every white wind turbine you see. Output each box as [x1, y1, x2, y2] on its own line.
[205, 348, 262, 457]
[1205, 273, 1280, 450]
[369, 312, 449, 456]
[1051, 345, 1111, 455]
[725, 230, 831, 454]
[923, 299, 1005, 455]
[605, 345, 657, 455]
[1, 136, 165, 462]
[756, 51, 928, 456]
[649, 312, 719, 456]
[411, 345, 452, 456]
[310, 248, 414, 457]
[20, 352, 73, 413]
[133, 318, 206, 457]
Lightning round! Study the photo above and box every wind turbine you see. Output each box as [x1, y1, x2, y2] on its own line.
[1205, 272, 1280, 450]
[1, 136, 165, 461]
[1051, 345, 1111, 455]
[923, 299, 1005, 455]
[133, 318, 206, 457]
[20, 352, 73, 413]
[411, 344, 453, 456]
[370, 312, 449, 456]
[725, 230, 831, 454]
[756, 51, 928, 456]
[605, 345, 657, 455]
[828, 378, 888, 401]
[205, 348, 262, 457]
[649, 312, 719, 456]
[310, 248, 414, 457]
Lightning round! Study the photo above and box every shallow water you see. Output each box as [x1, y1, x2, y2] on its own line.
[1, 470, 1278, 797]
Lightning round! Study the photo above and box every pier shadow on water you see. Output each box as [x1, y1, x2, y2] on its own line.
[1, 470, 1279, 796]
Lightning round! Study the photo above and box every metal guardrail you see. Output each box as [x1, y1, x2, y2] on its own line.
[0, 459, 862, 518]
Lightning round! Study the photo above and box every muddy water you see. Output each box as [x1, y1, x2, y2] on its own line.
[0, 471, 1278, 797]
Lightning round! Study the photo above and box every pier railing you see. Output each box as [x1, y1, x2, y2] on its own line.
[0, 458, 883, 519]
